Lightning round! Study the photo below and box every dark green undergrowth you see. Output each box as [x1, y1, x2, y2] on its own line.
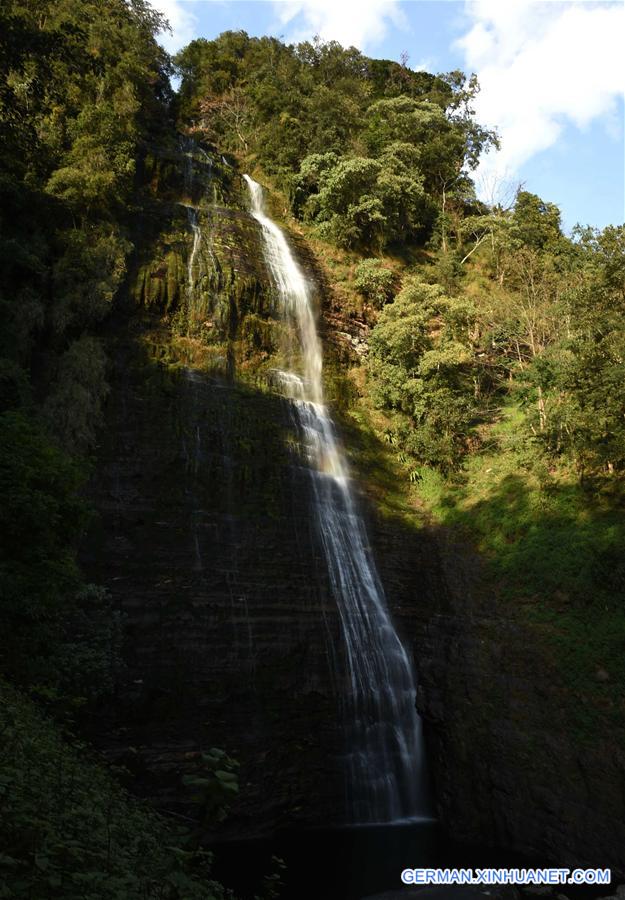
[0, 678, 230, 900]
[415, 412, 625, 610]
[425, 426, 621, 648]
[528, 604, 625, 735]
[418, 449, 625, 735]
[341, 389, 625, 736]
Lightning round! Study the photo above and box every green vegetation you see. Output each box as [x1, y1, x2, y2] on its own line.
[353, 258, 396, 308]
[0, 0, 174, 673]
[174, 31, 497, 251]
[2, 4, 624, 884]
[358, 205, 625, 711]
[0, 678, 229, 899]
[1, 0, 171, 447]
[173, 29, 624, 491]
[369, 280, 476, 472]
[0, 410, 92, 687]
[0, 2, 233, 892]
[366, 198, 625, 480]
[292, 146, 433, 250]
[172, 30, 625, 713]
[0, 0, 173, 681]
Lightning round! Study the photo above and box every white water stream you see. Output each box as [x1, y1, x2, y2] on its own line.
[243, 174, 429, 824]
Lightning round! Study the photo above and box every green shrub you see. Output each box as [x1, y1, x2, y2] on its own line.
[0, 411, 85, 683]
[0, 679, 229, 899]
[353, 259, 395, 307]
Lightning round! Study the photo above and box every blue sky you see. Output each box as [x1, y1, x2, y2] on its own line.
[155, 1, 625, 232]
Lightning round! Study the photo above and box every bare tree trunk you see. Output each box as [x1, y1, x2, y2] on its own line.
[537, 385, 546, 432]
[460, 233, 489, 265]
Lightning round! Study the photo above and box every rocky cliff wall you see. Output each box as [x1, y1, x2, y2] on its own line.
[369, 511, 625, 876]
[82, 330, 347, 834]
[83, 142, 350, 834]
[82, 139, 625, 874]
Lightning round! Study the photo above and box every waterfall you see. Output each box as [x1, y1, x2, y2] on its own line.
[180, 137, 215, 572]
[181, 137, 214, 327]
[243, 174, 429, 824]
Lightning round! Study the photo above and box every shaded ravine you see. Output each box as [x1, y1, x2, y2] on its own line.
[243, 174, 429, 824]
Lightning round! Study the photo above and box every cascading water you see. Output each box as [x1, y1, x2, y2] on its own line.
[243, 174, 429, 824]
[180, 137, 214, 571]
[181, 137, 216, 327]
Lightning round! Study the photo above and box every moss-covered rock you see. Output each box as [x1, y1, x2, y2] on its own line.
[129, 140, 297, 383]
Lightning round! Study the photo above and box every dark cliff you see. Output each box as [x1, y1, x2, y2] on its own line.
[82, 141, 349, 834]
[372, 513, 625, 875]
[81, 139, 625, 875]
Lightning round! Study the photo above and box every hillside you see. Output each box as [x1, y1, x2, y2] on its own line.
[1, 5, 624, 897]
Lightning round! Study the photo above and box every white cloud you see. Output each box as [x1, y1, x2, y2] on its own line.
[150, 0, 406, 57]
[272, 0, 407, 51]
[151, 0, 199, 54]
[456, 0, 625, 197]
[412, 57, 436, 73]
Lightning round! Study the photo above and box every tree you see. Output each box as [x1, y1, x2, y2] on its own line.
[551, 226, 625, 475]
[0, 411, 85, 681]
[294, 148, 432, 249]
[354, 258, 396, 308]
[368, 280, 478, 470]
[513, 190, 563, 252]
[199, 85, 252, 151]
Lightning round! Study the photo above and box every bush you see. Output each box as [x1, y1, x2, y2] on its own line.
[0, 678, 229, 899]
[353, 259, 396, 307]
[0, 411, 85, 683]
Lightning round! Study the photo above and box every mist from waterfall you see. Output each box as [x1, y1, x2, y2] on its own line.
[243, 174, 429, 824]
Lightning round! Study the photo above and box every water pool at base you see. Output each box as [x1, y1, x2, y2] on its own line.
[211, 820, 545, 900]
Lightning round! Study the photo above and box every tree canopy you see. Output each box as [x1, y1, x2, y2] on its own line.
[174, 31, 498, 251]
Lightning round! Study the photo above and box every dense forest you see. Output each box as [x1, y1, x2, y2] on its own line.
[1, 1, 624, 897]
[172, 32, 625, 674]
[174, 29, 625, 483]
[0, 1, 233, 895]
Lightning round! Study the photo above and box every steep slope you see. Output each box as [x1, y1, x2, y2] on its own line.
[83, 139, 348, 832]
[81, 136, 625, 877]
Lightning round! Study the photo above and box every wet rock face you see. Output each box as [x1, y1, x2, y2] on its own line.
[82, 143, 353, 835]
[371, 514, 625, 877]
[82, 330, 346, 834]
[84, 141, 625, 868]
[85, 306, 625, 863]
